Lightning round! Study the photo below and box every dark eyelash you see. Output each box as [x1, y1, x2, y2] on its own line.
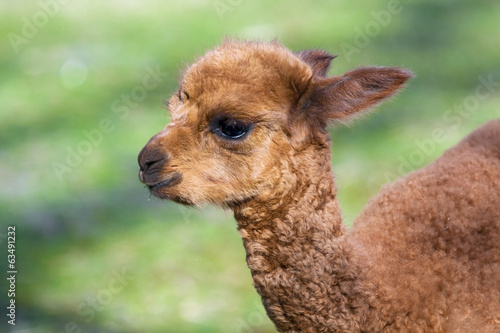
[178, 89, 190, 102]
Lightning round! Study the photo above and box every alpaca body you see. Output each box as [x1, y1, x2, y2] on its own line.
[350, 119, 500, 332]
[137, 40, 500, 332]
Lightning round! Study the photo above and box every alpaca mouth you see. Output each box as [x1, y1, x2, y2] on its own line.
[150, 173, 192, 205]
[146, 172, 182, 191]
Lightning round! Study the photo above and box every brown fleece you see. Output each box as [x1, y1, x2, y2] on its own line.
[138, 40, 500, 332]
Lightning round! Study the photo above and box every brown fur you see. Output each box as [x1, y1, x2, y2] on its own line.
[138, 40, 500, 332]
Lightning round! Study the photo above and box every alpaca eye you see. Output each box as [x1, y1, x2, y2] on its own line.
[220, 119, 249, 139]
[213, 118, 251, 140]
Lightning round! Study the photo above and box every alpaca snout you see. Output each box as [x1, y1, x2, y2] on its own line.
[138, 143, 180, 189]
[138, 144, 167, 174]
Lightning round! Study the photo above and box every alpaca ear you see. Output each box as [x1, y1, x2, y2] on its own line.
[296, 50, 337, 77]
[304, 66, 412, 124]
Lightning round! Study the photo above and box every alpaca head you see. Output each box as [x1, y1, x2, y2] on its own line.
[138, 40, 411, 207]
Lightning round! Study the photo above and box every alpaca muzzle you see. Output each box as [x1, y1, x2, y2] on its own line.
[138, 142, 182, 193]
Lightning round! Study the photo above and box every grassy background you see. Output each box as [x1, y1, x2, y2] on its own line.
[1, 1, 499, 332]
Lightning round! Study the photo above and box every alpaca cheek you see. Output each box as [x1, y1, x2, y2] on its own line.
[172, 164, 242, 204]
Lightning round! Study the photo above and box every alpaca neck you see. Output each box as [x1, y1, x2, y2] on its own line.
[233, 145, 368, 332]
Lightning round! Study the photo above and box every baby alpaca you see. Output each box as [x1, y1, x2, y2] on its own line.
[138, 40, 500, 332]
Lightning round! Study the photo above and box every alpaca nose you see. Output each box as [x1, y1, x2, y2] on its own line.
[138, 145, 169, 182]
[138, 150, 166, 172]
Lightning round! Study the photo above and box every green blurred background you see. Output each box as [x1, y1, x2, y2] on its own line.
[1, 0, 498, 332]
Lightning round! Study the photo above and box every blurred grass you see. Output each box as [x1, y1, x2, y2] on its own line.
[0, 0, 499, 332]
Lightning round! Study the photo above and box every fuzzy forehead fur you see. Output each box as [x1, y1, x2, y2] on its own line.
[180, 40, 313, 107]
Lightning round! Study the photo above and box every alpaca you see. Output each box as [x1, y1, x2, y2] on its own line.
[137, 40, 500, 332]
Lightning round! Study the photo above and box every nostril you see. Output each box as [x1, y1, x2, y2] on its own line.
[143, 157, 164, 171]
[138, 147, 169, 172]
[139, 156, 166, 172]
